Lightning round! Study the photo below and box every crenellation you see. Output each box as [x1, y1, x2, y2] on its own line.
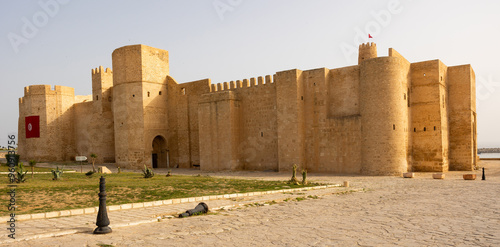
[250, 77, 256, 87]
[258, 76, 264, 86]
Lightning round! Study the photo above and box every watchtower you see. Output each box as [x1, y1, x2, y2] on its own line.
[358, 42, 377, 64]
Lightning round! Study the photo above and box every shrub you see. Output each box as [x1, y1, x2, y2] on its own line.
[16, 162, 28, 183]
[289, 164, 300, 185]
[85, 171, 95, 177]
[51, 166, 63, 180]
[5, 154, 20, 166]
[142, 165, 154, 178]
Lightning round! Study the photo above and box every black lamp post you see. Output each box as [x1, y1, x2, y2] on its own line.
[94, 176, 112, 234]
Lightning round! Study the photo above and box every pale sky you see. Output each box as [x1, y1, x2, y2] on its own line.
[1, 0, 499, 148]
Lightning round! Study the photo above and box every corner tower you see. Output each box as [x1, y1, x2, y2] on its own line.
[112, 45, 169, 169]
[359, 43, 410, 175]
[358, 42, 377, 64]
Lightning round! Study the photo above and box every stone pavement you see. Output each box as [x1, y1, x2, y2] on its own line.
[2, 160, 500, 246]
[0, 182, 347, 246]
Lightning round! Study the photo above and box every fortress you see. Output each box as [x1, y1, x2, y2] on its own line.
[18, 43, 477, 175]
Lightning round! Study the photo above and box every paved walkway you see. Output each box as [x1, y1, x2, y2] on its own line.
[2, 161, 500, 246]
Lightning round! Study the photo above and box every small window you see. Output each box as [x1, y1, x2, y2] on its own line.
[414, 128, 416, 132]
[301, 96, 304, 100]
[404, 93, 406, 100]
[424, 127, 426, 131]
[96, 95, 98, 100]
[261, 132, 263, 137]
[147, 92, 150, 97]
[181, 88, 186, 95]
[159, 91, 162, 95]
[393, 124, 395, 130]
[434, 126, 436, 131]
[440, 76, 443, 81]
[132, 94, 135, 97]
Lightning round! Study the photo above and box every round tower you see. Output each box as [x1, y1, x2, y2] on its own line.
[358, 42, 377, 64]
[359, 54, 409, 175]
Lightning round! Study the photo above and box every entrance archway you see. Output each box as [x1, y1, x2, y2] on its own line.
[152, 135, 168, 168]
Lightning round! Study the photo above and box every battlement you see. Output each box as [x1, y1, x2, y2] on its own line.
[359, 42, 376, 48]
[23, 85, 75, 97]
[210, 74, 276, 92]
[92, 65, 112, 75]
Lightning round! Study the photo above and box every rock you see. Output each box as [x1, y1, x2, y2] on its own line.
[432, 173, 445, 179]
[98, 166, 112, 174]
[403, 172, 414, 178]
[463, 174, 476, 180]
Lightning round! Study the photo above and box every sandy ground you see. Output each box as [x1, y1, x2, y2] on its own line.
[7, 160, 499, 246]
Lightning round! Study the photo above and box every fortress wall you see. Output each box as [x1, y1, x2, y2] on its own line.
[275, 69, 306, 171]
[438, 61, 450, 170]
[233, 76, 278, 171]
[448, 64, 476, 171]
[74, 101, 92, 157]
[170, 78, 211, 168]
[198, 75, 278, 171]
[410, 60, 448, 172]
[360, 56, 409, 175]
[302, 66, 362, 174]
[198, 91, 241, 171]
[327, 66, 360, 117]
[302, 67, 361, 173]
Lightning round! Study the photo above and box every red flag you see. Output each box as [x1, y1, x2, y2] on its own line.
[368, 34, 373, 38]
[25, 116, 40, 138]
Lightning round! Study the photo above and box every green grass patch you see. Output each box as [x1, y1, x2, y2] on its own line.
[0, 172, 321, 216]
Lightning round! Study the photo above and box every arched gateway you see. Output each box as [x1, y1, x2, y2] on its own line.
[152, 135, 168, 168]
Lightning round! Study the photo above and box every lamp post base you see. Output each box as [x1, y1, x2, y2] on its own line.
[93, 226, 112, 234]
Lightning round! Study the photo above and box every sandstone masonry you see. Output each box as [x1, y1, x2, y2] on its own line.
[18, 43, 477, 175]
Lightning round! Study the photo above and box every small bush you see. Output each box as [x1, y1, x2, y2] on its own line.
[142, 165, 154, 178]
[5, 154, 20, 166]
[85, 171, 95, 177]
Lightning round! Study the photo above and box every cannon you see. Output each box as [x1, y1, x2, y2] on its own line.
[179, 202, 209, 218]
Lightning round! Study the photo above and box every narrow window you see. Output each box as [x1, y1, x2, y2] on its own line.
[404, 93, 406, 100]
[301, 96, 304, 100]
[414, 128, 416, 132]
[96, 95, 98, 100]
[261, 132, 263, 137]
[159, 91, 162, 95]
[434, 126, 436, 131]
[147, 92, 150, 97]
[440, 76, 443, 81]
[393, 124, 395, 130]
[132, 94, 135, 97]
[424, 127, 426, 131]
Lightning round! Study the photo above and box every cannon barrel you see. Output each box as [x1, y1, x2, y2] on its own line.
[179, 202, 209, 218]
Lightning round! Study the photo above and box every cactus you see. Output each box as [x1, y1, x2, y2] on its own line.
[301, 169, 308, 185]
[142, 165, 154, 178]
[16, 162, 28, 183]
[51, 166, 63, 180]
[291, 164, 299, 184]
